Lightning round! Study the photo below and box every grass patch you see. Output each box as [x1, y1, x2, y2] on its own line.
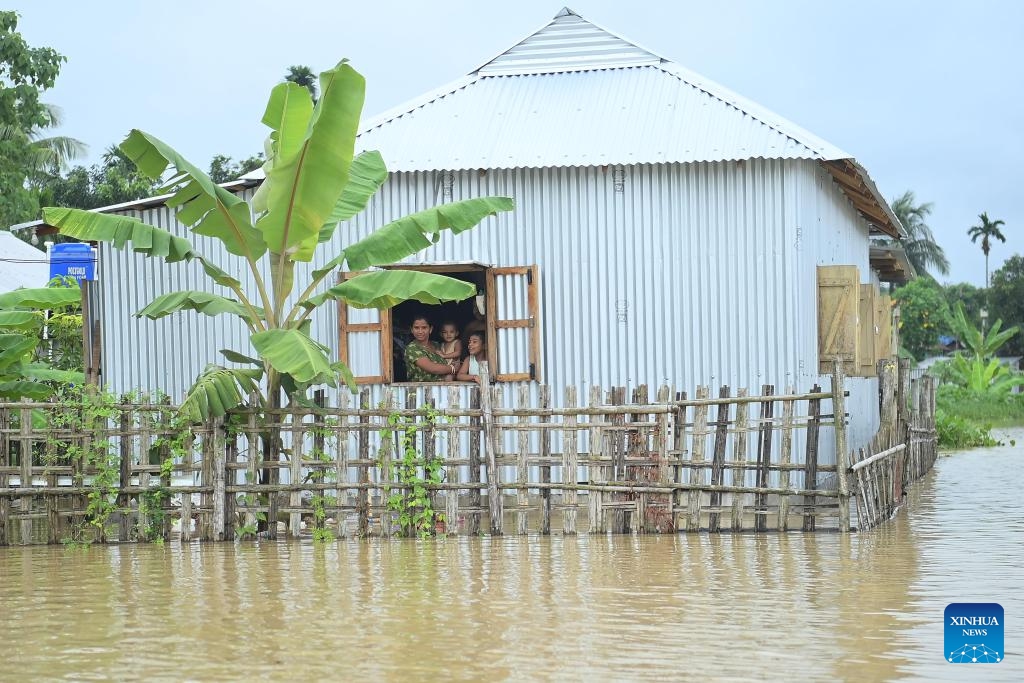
[934, 385, 1024, 449]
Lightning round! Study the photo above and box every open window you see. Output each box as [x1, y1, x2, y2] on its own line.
[339, 262, 541, 384]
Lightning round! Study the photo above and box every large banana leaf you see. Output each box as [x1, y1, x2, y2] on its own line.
[344, 196, 513, 270]
[42, 207, 195, 263]
[179, 364, 262, 423]
[0, 334, 38, 371]
[220, 349, 262, 366]
[0, 311, 42, 329]
[257, 61, 365, 263]
[136, 291, 258, 321]
[21, 362, 85, 385]
[0, 380, 52, 401]
[251, 329, 334, 385]
[306, 270, 475, 310]
[0, 286, 81, 310]
[121, 130, 267, 260]
[318, 150, 388, 244]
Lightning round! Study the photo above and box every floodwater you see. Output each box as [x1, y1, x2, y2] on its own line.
[2, 429, 1022, 682]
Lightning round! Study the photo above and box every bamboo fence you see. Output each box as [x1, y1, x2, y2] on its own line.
[0, 361, 937, 545]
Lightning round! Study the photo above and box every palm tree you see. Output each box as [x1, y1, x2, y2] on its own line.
[284, 65, 318, 101]
[967, 212, 1007, 288]
[889, 190, 949, 279]
[0, 103, 87, 182]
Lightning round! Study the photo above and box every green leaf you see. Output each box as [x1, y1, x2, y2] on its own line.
[21, 362, 84, 385]
[179, 364, 261, 423]
[310, 251, 347, 283]
[0, 334, 38, 371]
[251, 329, 334, 385]
[0, 285, 81, 310]
[0, 380, 52, 401]
[345, 196, 513, 270]
[319, 150, 388, 243]
[257, 61, 365, 262]
[121, 130, 267, 260]
[310, 270, 475, 310]
[136, 291, 256, 321]
[220, 349, 263, 366]
[195, 257, 242, 290]
[0, 311, 40, 329]
[42, 207, 195, 263]
[331, 360, 357, 393]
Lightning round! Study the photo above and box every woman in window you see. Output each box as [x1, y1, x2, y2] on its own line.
[404, 316, 458, 382]
[456, 332, 487, 384]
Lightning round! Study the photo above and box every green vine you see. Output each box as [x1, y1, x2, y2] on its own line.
[381, 405, 446, 538]
[306, 416, 338, 543]
[139, 402, 192, 543]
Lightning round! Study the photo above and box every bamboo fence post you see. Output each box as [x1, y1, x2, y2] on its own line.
[777, 388, 796, 532]
[377, 389, 395, 537]
[309, 390, 326, 538]
[136, 397, 152, 541]
[117, 399, 132, 542]
[539, 385, 552, 535]
[424, 396, 439, 535]
[754, 385, 775, 533]
[208, 416, 226, 541]
[289, 405, 305, 538]
[631, 384, 649, 534]
[245, 397, 259, 535]
[672, 391, 687, 531]
[516, 385, 530, 535]
[158, 399, 173, 541]
[335, 390, 351, 538]
[223, 415, 237, 542]
[802, 385, 821, 532]
[20, 399, 33, 544]
[686, 386, 709, 532]
[200, 417, 218, 541]
[832, 359, 851, 532]
[180, 432, 194, 543]
[608, 387, 627, 534]
[467, 387, 482, 535]
[588, 386, 604, 533]
[562, 385, 578, 535]
[479, 363, 502, 535]
[655, 385, 671, 532]
[708, 386, 729, 533]
[357, 387, 371, 537]
[445, 386, 461, 536]
[0, 407, 9, 546]
[730, 389, 749, 531]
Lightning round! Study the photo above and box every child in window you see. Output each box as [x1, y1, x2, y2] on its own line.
[438, 321, 463, 362]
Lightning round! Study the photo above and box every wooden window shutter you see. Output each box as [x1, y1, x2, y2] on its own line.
[856, 284, 877, 376]
[338, 271, 392, 384]
[875, 293, 893, 361]
[817, 265, 860, 374]
[485, 265, 541, 382]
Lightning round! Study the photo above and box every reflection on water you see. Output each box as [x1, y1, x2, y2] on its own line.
[2, 429, 1022, 681]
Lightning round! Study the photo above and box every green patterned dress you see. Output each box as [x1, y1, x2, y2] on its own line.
[405, 341, 446, 382]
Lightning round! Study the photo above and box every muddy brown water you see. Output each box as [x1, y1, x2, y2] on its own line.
[2, 428, 1022, 681]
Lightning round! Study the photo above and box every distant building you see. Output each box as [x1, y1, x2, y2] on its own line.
[0, 231, 49, 294]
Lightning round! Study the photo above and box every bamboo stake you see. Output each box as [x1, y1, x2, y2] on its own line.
[445, 386, 461, 536]
[686, 386, 709, 532]
[335, 390, 351, 538]
[117, 399, 132, 542]
[539, 385, 551, 535]
[357, 387, 371, 537]
[673, 391, 687, 531]
[19, 400, 32, 544]
[467, 387, 482, 535]
[516, 385, 530, 535]
[563, 386, 578, 535]
[706, 387, 728, 532]
[802, 385, 821, 532]
[832, 359, 851, 532]
[289, 406, 304, 538]
[589, 386, 604, 534]
[777, 388, 795, 531]
[730, 389, 748, 531]
[480, 364, 502, 535]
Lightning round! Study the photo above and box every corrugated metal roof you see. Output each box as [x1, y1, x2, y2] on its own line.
[357, 7, 851, 170]
[0, 232, 50, 293]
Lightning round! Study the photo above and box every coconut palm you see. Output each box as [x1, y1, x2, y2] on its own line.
[284, 65, 318, 101]
[968, 212, 1007, 288]
[0, 103, 87, 182]
[889, 191, 949, 279]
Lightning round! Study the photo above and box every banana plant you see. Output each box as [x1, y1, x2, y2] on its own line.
[42, 60, 513, 422]
[0, 283, 84, 400]
[946, 303, 1023, 395]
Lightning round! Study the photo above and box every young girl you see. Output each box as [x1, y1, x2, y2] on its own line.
[438, 321, 463, 361]
[456, 332, 487, 384]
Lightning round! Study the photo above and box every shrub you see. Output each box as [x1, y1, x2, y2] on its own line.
[935, 408, 998, 449]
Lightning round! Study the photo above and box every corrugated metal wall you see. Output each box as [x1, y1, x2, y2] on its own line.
[97, 158, 879, 463]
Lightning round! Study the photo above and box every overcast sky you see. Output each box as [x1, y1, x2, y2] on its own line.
[8, 0, 1022, 286]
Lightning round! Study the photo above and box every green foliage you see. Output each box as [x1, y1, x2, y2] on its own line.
[0, 11, 68, 227]
[942, 302, 1023, 395]
[207, 153, 263, 184]
[968, 211, 1007, 288]
[887, 190, 949, 278]
[990, 254, 1024, 356]
[936, 384, 1024, 427]
[892, 276, 953, 360]
[41, 146, 160, 211]
[43, 61, 513, 423]
[0, 279, 83, 400]
[935, 407, 998, 449]
[381, 407, 446, 538]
